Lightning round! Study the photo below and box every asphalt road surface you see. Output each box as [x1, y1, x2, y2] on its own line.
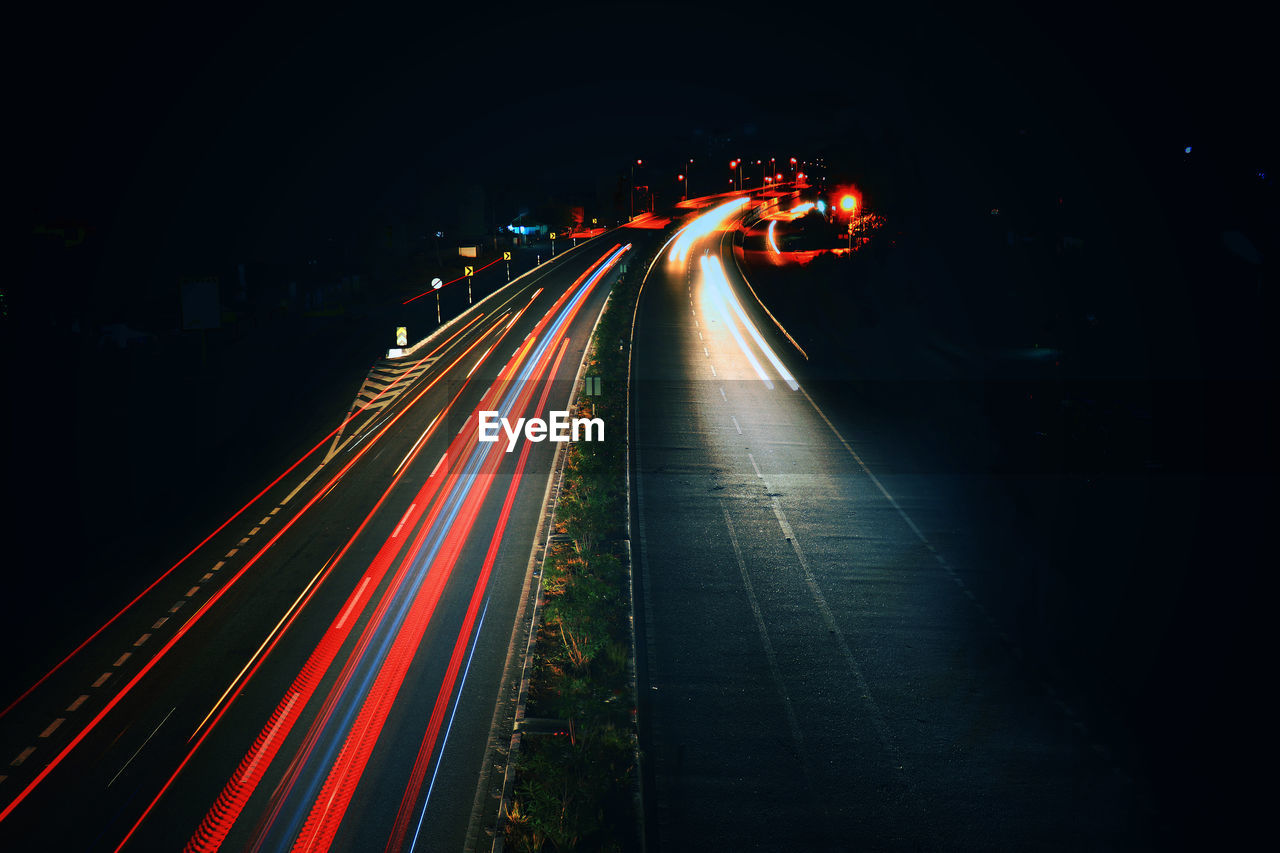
[0, 229, 655, 851]
[631, 199, 1148, 851]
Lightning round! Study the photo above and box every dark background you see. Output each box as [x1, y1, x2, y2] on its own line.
[7, 0, 1274, 846]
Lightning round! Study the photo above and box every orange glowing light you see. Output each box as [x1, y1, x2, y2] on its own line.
[840, 195, 857, 211]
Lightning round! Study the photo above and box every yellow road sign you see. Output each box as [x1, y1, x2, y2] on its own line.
[550, 232, 556, 240]
[592, 218, 598, 224]
[396, 326, 407, 347]
[464, 265, 474, 276]
[502, 251, 511, 261]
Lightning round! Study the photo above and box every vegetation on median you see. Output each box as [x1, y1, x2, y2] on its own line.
[502, 241, 657, 853]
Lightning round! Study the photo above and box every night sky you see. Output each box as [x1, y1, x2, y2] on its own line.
[17, 1, 1271, 303]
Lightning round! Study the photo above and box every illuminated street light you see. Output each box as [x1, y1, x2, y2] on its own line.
[678, 173, 686, 201]
[631, 159, 644, 219]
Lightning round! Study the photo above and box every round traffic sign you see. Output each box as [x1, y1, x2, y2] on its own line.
[431, 278, 443, 290]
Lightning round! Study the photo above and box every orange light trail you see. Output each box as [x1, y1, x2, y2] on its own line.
[0, 313, 485, 724]
[1, 315, 506, 828]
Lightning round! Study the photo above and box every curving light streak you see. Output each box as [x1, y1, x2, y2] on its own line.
[788, 202, 814, 216]
[700, 255, 799, 391]
[767, 220, 780, 254]
[669, 197, 750, 263]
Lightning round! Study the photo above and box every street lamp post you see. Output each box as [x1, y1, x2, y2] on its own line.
[630, 159, 643, 220]
[687, 158, 694, 198]
[678, 173, 686, 201]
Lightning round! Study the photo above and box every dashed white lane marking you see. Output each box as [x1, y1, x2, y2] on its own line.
[334, 577, 373, 631]
[241, 691, 299, 784]
[260, 516, 272, 525]
[392, 504, 417, 539]
[731, 416, 743, 435]
[709, 365, 717, 377]
[225, 548, 238, 558]
[11, 747, 35, 766]
[92, 673, 111, 688]
[719, 387, 727, 401]
[212, 561, 225, 572]
[721, 505, 808, 756]
[107, 707, 175, 788]
[134, 633, 151, 646]
[67, 695, 88, 712]
[767, 493, 900, 760]
[249, 526, 261, 536]
[169, 601, 185, 614]
[237, 538, 249, 546]
[113, 653, 131, 667]
[200, 573, 213, 582]
[698, 331, 703, 340]
[703, 346, 710, 358]
[270, 507, 280, 515]
[747, 452, 763, 479]
[152, 617, 168, 630]
[39, 719, 64, 738]
[185, 586, 200, 598]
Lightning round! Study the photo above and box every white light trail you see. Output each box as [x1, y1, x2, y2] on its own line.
[700, 255, 799, 391]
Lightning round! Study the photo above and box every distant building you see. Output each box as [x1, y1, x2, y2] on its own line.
[506, 213, 549, 241]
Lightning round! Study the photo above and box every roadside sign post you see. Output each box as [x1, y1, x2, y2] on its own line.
[503, 250, 511, 281]
[396, 326, 407, 347]
[464, 265, 474, 304]
[432, 277, 443, 324]
[550, 232, 556, 257]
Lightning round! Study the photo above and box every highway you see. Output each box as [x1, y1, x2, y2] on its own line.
[631, 199, 1148, 849]
[0, 231, 653, 851]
